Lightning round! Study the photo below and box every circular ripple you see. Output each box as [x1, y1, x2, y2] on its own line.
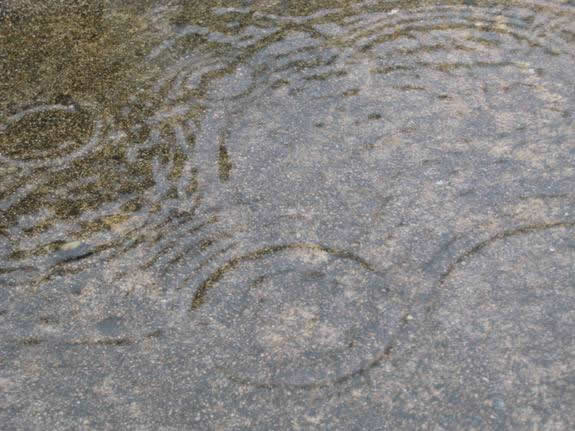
[193, 243, 406, 387]
[429, 222, 575, 426]
[210, 0, 573, 251]
[0, 103, 105, 169]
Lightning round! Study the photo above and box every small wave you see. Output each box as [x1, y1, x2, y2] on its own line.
[188, 242, 403, 387]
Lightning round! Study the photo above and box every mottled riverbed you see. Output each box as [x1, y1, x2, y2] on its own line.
[1, 0, 574, 429]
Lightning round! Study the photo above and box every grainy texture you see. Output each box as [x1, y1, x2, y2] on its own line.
[1, 0, 574, 429]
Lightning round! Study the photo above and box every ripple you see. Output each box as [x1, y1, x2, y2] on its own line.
[344, 3, 574, 58]
[2, 0, 574, 361]
[0, 103, 106, 169]
[429, 221, 575, 426]
[190, 242, 406, 387]
[0, 108, 196, 285]
[79, 0, 574, 343]
[210, 0, 573, 233]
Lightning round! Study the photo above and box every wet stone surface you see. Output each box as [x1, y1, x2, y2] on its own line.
[1, 0, 574, 429]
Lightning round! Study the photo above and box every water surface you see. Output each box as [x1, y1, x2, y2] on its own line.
[1, 0, 574, 428]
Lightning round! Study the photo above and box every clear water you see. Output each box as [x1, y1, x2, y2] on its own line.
[1, 0, 574, 426]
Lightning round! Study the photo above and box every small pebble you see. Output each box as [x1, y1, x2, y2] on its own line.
[60, 241, 82, 251]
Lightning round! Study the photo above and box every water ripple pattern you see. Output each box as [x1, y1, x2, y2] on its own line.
[1, 0, 574, 393]
[191, 242, 399, 387]
[429, 222, 575, 427]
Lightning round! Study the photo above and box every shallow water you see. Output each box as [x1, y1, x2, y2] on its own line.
[1, 0, 575, 428]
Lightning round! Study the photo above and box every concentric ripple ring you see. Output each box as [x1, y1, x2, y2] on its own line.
[191, 242, 410, 387]
[0, 102, 106, 169]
